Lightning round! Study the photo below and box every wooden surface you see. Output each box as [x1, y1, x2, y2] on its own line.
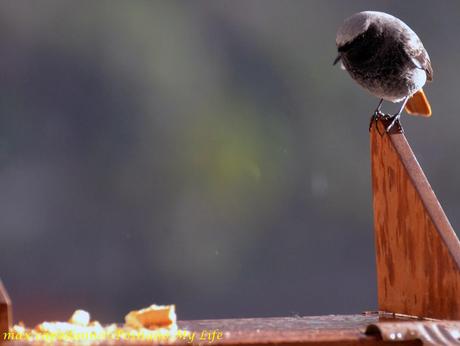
[0, 280, 11, 338]
[371, 119, 460, 319]
[5, 315, 421, 345]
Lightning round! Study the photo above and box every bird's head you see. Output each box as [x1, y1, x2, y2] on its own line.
[334, 11, 388, 65]
[336, 11, 378, 49]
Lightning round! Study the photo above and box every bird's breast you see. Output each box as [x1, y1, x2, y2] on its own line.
[341, 37, 424, 101]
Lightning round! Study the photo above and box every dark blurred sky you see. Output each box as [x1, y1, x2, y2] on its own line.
[1, 0, 460, 325]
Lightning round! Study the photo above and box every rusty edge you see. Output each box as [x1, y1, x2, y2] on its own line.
[376, 119, 460, 268]
[377, 311, 438, 321]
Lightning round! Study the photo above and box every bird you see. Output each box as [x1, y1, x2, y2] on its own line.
[334, 11, 433, 132]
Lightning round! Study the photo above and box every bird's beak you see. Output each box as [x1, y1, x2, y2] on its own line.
[333, 54, 341, 66]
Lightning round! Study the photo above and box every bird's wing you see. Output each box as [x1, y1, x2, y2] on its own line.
[412, 49, 433, 81]
[405, 34, 433, 81]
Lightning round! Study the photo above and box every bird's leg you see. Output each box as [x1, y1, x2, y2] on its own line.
[369, 98, 385, 132]
[386, 96, 409, 133]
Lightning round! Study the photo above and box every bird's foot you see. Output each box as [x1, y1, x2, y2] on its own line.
[385, 113, 404, 134]
[369, 110, 385, 134]
[369, 111, 404, 135]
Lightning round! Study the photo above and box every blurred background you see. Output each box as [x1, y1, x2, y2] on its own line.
[1, 0, 459, 325]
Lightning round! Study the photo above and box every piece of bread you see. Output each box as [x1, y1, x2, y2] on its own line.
[124, 304, 176, 329]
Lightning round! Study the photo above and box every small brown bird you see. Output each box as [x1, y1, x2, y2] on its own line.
[334, 11, 433, 132]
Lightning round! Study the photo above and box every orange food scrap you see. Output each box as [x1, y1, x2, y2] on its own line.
[125, 304, 176, 329]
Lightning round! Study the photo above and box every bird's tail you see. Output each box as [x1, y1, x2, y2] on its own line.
[405, 89, 432, 117]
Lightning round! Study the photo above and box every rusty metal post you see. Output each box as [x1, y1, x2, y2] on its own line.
[0, 280, 12, 336]
[371, 119, 460, 319]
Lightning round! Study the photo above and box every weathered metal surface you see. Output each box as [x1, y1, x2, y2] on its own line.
[0, 279, 12, 337]
[367, 320, 460, 346]
[5, 314, 421, 345]
[178, 314, 399, 345]
[371, 119, 460, 319]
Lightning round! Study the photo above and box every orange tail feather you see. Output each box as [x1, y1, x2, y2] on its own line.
[404, 89, 432, 117]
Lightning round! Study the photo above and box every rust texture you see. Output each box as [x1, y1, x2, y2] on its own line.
[371, 119, 460, 319]
[0, 279, 12, 337]
[177, 314, 422, 345]
[367, 320, 460, 346]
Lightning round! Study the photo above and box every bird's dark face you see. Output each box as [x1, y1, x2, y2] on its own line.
[334, 24, 383, 67]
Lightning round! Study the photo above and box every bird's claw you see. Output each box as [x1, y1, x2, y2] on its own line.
[385, 114, 403, 134]
[369, 111, 404, 135]
[369, 110, 386, 134]
[369, 110, 385, 132]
